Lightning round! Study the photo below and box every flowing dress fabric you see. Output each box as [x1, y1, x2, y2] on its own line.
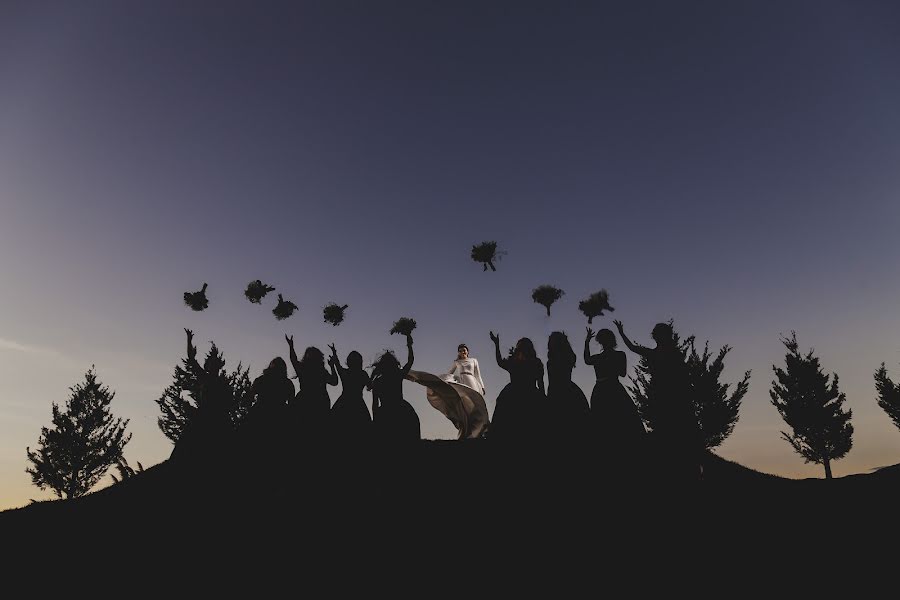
[588, 351, 646, 442]
[406, 370, 490, 439]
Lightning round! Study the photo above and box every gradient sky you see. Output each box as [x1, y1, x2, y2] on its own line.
[2, 1, 900, 509]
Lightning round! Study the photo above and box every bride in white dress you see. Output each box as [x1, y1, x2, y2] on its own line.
[444, 344, 486, 394]
[406, 344, 490, 439]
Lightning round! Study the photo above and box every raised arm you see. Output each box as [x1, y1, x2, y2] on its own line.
[584, 327, 596, 365]
[614, 320, 650, 358]
[285, 335, 302, 379]
[401, 334, 414, 377]
[490, 331, 506, 369]
[326, 360, 338, 386]
[327, 343, 347, 378]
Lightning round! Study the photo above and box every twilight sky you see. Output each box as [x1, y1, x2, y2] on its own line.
[2, 1, 900, 509]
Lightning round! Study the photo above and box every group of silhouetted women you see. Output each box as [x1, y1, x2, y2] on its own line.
[175, 319, 703, 481]
[486, 321, 701, 479]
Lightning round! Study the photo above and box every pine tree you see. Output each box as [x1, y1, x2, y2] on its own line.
[770, 333, 853, 479]
[874, 363, 900, 432]
[156, 341, 252, 444]
[26, 367, 131, 499]
[689, 341, 750, 449]
[629, 323, 749, 449]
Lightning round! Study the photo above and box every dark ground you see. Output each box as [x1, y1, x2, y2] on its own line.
[2, 440, 896, 587]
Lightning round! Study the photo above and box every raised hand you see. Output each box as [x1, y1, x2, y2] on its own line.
[328, 343, 337, 356]
[285, 334, 294, 346]
[489, 331, 500, 345]
[185, 328, 193, 340]
[586, 327, 594, 341]
[613, 319, 624, 332]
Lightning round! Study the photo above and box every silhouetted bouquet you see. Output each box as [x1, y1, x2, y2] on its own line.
[532, 285, 564, 316]
[323, 303, 348, 326]
[244, 280, 276, 304]
[578, 289, 615, 324]
[389, 317, 417, 336]
[471, 241, 505, 272]
[184, 283, 209, 311]
[272, 294, 298, 320]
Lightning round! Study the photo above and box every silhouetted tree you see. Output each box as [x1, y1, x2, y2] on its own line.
[156, 340, 253, 444]
[688, 340, 750, 449]
[629, 323, 749, 449]
[770, 333, 852, 479]
[26, 367, 131, 499]
[109, 457, 144, 484]
[875, 363, 900, 432]
[532, 285, 564, 316]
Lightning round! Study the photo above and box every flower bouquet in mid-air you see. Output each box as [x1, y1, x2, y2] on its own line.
[323, 303, 349, 326]
[184, 283, 209, 311]
[471, 240, 506, 272]
[244, 280, 276, 304]
[578, 289, 614, 324]
[532, 284, 565, 316]
[389, 317, 417, 337]
[272, 294, 298, 320]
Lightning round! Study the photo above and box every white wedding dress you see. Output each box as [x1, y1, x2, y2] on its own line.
[406, 358, 489, 439]
[445, 358, 485, 394]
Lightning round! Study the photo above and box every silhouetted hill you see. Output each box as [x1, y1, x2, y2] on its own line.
[4, 440, 898, 571]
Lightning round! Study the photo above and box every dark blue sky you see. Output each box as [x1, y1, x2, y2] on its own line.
[2, 1, 900, 507]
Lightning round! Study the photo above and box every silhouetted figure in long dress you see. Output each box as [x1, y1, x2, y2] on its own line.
[369, 334, 421, 445]
[244, 356, 294, 455]
[584, 327, 645, 458]
[489, 332, 545, 442]
[287, 336, 337, 440]
[614, 320, 699, 482]
[171, 328, 233, 462]
[327, 344, 372, 445]
[546, 331, 590, 446]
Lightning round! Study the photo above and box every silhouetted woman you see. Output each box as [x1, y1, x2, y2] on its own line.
[245, 355, 295, 449]
[287, 335, 338, 437]
[584, 327, 645, 451]
[328, 343, 372, 444]
[613, 320, 699, 481]
[368, 333, 420, 445]
[171, 328, 234, 462]
[547, 331, 590, 445]
[489, 332, 545, 442]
